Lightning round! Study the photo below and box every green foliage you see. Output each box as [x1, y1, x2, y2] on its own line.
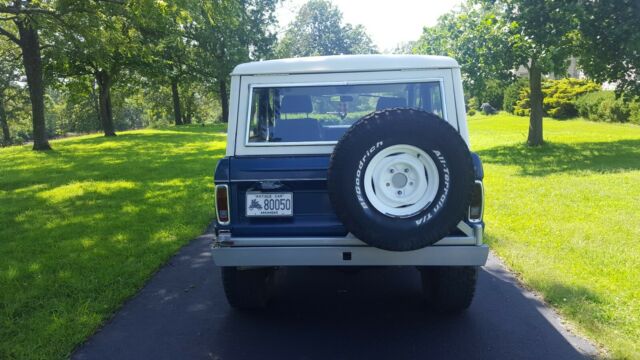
[0, 125, 226, 359]
[469, 112, 640, 358]
[503, 78, 528, 114]
[276, 0, 377, 58]
[577, 0, 640, 97]
[0, 0, 270, 143]
[513, 78, 600, 119]
[413, 3, 515, 101]
[575, 91, 640, 124]
[466, 97, 478, 116]
[480, 79, 505, 110]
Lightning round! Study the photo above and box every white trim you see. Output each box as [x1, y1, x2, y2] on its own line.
[231, 55, 459, 76]
[244, 78, 448, 147]
[233, 69, 458, 156]
[226, 76, 240, 156]
[452, 68, 470, 146]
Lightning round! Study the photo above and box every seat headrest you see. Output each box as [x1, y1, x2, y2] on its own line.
[280, 95, 313, 114]
[376, 97, 407, 111]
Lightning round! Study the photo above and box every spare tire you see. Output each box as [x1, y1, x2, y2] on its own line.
[328, 108, 474, 251]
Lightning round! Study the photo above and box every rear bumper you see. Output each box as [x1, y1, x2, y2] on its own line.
[212, 222, 488, 267]
[212, 244, 488, 266]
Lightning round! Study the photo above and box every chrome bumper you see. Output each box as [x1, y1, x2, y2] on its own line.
[212, 222, 488, 267]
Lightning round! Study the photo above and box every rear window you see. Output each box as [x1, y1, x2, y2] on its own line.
[247, 81, 444, 144]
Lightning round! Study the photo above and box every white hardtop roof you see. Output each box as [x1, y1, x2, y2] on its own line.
[232, 55, 459, 76]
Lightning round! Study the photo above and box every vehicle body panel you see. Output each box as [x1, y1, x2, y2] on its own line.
[215, 55, 486, 267]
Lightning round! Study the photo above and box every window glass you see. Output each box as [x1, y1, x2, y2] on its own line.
[248, 81, 444, 144]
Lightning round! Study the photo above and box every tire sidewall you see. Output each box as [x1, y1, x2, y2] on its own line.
[328, 109, 473, 251]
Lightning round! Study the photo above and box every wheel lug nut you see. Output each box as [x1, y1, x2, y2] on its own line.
[386, 183, 390, 187]
[397, 190, 402, 195]
[404, 169, 409, 173]
[389, 169, 394, 173]
[409, 182, 413, 185]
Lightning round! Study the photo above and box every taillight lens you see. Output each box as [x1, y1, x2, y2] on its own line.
[468, 181, 484, 222]
[215, 185, 230, 224]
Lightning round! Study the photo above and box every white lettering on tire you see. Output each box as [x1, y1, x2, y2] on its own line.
[415, 150, 450, 226]
[355, 141, 384, 209]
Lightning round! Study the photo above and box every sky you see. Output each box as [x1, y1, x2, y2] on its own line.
[275, 0, 463, 52]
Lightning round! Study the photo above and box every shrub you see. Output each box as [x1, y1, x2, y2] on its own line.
[576, 90, 640, 123]
[629, 101, 640, 124]
[479, 79, 505, 110]
[503, 78, 528, 114]
[513, 78, 600, 119]
[466, 97, 478, 116]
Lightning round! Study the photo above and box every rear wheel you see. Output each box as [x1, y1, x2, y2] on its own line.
[221, 267, 274, 309]
[420, 266, 478, 313]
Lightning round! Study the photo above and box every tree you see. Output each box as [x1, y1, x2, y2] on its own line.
[482, 0, 579, 146]
[0, 37, 20, 145]
[413, 4, 515, 107]
[0, 0, 54, 150]
[48, 1, 159, 137]
[189, 0, 278, 123]
[417, 1, 579, 146]
[276, 0, 377, 58]
[577, 0, 640, 98]
[392, 41, 416, 55]
[141, 2, 195, 126]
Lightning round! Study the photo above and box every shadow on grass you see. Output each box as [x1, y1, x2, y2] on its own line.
[0, 125, 226, 359]
[476, 139, 640, 176]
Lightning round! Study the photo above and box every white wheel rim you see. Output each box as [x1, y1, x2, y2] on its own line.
[363, 144, 439, 218]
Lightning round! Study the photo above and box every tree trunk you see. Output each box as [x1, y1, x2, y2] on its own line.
[0, 92, 10, 145]
[527, 64, 544, 146]
[219, 79, 229, 123]
[171, 78, 183, 125]
[96, 71, 117, 137]
[91, 79, 101, 131]
[17, 20, 51, 150]
[184, 91, 193, 124]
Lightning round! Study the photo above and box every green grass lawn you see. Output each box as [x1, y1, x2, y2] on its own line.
[0, 125, 226, 359]
[1, 116, 639, 359]
[469, 113, 640, 359]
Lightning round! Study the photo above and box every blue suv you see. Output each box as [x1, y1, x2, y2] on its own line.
[213, 55, 487, 312]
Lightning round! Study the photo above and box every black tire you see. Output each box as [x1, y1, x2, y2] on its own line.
[420, 266, 478, 313]
[328, 108, 475, 251]
[221, 267, 274, 309]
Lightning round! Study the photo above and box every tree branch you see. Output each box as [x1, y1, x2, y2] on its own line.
[0, 5, 56, 16]
[0, 24, 20, 45]
[93, 0, 126, 4]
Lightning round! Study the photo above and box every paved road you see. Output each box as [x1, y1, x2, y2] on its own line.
[74, 228, 596, 360]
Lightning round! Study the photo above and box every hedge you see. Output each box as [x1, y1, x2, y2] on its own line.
[513, 78, 600, 119]
[575, 91, 640, 124]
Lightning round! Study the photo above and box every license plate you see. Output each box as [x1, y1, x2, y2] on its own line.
[246, 192, 293, 217]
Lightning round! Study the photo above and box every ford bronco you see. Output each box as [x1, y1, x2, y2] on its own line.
[212, 55, 487, 312]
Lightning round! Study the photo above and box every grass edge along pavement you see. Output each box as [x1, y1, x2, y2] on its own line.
[0, 125, 226, 359]
[470, 113, 640, 359]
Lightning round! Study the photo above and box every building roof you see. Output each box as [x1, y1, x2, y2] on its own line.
[231, 55, 459, 75]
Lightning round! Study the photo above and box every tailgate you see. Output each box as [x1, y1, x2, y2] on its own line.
[227, 155, 347, 237]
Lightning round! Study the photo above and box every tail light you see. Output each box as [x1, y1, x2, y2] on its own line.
[468, 181, 484, 222]
[215, 185, 230, 225]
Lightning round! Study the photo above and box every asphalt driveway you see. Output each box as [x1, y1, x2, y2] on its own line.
[73, 227, 597, 360]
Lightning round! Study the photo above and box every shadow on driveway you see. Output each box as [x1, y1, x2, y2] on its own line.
[74, 232, 596, 360]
